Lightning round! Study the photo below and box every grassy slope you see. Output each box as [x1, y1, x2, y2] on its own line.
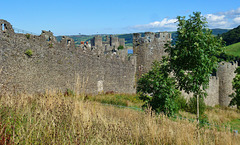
[225, 42, 240, 57]
[0, 93, 239, 144]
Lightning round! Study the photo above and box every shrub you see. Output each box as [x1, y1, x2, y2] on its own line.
[175, 95, 188, 111]
[187, 96, 206, 116]
[117, 45, 124, 50]
[137, 58, 180, 116]
[25, 33, 30, 39]
[25, 49, 33, 57]
[229, 67, 240, 109]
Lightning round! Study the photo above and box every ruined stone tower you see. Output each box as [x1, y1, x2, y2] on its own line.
[217, 62, 238, 106]
[133, 32, 171, 80]
[91, 35, 102, 48]
[91, 35, 125, 54]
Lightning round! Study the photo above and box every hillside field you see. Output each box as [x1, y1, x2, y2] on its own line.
[225, 42, 240, 57]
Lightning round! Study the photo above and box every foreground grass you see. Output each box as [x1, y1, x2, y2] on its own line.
[0, 93, 239, 144]
[179, 106, 240, 132]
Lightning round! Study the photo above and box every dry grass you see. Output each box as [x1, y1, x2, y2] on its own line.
[206, 107, 240, 124]
[85, 93, 143, 108]
[0, 92, 239, 144]
[179, 106, 240, 128]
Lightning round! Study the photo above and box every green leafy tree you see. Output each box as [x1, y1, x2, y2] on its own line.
[229, 67, 240, 109]
[165, 12, 223, 122]
[137, 57, 180, 116]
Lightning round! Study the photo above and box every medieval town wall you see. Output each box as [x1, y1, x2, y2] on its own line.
[0, 19, 237, 107]
[0, 19, 136, 95]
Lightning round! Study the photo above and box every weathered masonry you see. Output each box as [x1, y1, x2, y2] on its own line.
[0, 19, 237, 107]
[0, 19, 136, 95]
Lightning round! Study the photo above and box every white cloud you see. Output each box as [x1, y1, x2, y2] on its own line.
[205, 14, 228, 28]
[219, 7, 240, 16]
[206, 14, 225, 21]
[205, 7, 240, 29]
[131, 18, 177, 32]
[129, 7, 240, 32]
[233, 16, 240, 23]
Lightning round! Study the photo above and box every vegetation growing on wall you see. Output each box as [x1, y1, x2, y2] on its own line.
[229, 67, 240, 109]
[117, 45, 124, 50]
[25, 33, 30, 39]
[24, 49, 33, 57]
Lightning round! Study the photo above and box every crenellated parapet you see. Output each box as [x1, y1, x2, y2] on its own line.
[91, 35, 126, 54]
[133, 32, 171, 45]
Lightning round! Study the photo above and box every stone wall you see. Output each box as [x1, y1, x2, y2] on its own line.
[0, 19, 136, 95]
[217, 62, 238, 106]
[133, 32, 171, 80]
[91, 35, 125, 50]
[0, 19, 237, 107]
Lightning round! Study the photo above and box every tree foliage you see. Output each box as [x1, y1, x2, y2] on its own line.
[229, 67, 240, 109]
[165, 12, 223, 99]
[137, 57, 180, 116]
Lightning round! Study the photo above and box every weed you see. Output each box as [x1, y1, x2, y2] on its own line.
[24, 49, 33, 57]
[25, 33, 30, 39]
[117, 45, 124, 50]
[49, 43, 53, 48]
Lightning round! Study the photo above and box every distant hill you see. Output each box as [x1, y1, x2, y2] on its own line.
[220, 25, 240, 46]
[56, 35, 94, 45]
[211, 29, 229, 36]
[56, 29, 229, 47]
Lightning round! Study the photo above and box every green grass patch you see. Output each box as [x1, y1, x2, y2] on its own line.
[225, 42, 240, 57]
[229, 119, 240, 131]
[86, 94, 143, 108]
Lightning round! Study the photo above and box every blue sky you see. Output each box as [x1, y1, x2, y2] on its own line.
[1, 0, 240, 35]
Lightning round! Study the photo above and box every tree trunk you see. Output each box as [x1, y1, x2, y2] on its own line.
[197, 95, 200, 144]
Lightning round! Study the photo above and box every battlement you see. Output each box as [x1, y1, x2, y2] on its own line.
[219, 61, 238, 69]
[133, 32, 171, 43]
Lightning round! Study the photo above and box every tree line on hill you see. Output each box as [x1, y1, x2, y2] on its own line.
[219, 25, 240, 46]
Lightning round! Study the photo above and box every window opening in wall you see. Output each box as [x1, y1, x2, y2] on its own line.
[67, 40, 71, 46]
[1, 24, 5, 31]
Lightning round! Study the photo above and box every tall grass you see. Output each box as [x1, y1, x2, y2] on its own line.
[0, 92, 239, 144]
